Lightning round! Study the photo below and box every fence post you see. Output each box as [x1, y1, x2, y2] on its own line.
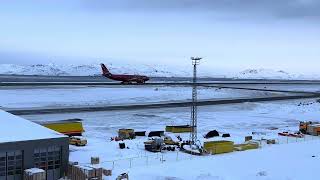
[130, 158, 132, 168]
[176, 151, 179, 161]
[161, 154, 164, 163]
[146, 156, 149, 166]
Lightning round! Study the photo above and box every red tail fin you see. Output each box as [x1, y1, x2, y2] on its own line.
[100, 63, 111, 75]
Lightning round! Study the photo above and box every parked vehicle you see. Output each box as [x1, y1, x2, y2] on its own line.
[69, 136, 87, 146]
[278, 132, 304, 138]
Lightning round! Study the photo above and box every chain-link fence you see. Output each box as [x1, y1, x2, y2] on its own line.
[259, 134, 320, 148]
[78, 135, 320, 171]
[99, 150, 187, 170]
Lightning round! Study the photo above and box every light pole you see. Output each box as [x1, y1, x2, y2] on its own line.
[190, 57, 202, 145]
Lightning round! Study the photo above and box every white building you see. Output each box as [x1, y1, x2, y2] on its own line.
[0, 110, 69, 180]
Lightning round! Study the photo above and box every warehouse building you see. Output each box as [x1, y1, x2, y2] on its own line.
[0, 110, 69, 180]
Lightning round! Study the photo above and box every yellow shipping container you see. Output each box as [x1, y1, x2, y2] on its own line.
[40, 119, 84, 136]
[234, 142, 259, 151]
[204, 141, 234, 155]
[165, 125, 193, 133]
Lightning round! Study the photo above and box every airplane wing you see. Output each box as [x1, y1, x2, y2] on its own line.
[127, 77, 145, 82]
[128, 78, 139, 81]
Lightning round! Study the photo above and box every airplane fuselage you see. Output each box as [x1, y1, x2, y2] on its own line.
[103, 74, 150, 84]
[100, 63, 150, 84]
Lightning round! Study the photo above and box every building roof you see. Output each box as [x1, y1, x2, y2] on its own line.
[0, 110, 66, 143]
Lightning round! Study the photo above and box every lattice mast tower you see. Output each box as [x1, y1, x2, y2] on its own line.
[190, 57, 202, 145]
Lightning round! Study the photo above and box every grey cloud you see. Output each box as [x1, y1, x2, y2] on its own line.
[81, 0, 320, 20]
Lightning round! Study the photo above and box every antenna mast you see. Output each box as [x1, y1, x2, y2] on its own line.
[190, 57, 202, 145]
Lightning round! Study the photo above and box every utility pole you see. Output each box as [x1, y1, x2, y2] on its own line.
[190, 57, 202, 145]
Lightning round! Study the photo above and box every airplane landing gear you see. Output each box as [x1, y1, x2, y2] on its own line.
[137, 81, 145, 84]
[121, 81, 132, 85]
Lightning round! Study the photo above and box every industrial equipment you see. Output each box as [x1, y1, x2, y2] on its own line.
[116, 173, 129, 180]
[245, 136, 253, 141]
[164, 134, 180, 145]
[118, 129, 135, 139]
[299, 121, 320, 134]
[307, 124, 320, 136]
[144, 138, 164, 152]
[148, 131, 164, 137]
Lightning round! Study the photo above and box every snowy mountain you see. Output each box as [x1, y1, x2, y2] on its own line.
[234, 69, 320, 80]
[0, 64, 318, 80]
[0, 63, 190, 77]
[236, 69, 295, 79]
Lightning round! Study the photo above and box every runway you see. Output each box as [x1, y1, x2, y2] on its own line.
[2, 75, 320, 115]
[2, 75, 320, 86]
[6, 93, 320, 115]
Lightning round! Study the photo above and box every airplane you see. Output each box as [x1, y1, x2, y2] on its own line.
[101, 63, 150, 84]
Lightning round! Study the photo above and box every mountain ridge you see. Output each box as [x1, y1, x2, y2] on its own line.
[0, 63, 318, 80]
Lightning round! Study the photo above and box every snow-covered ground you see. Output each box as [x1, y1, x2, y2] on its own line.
[22, 98, 320, 180]
[1, 63, 320, 79]
[3, 82, 319, 179]
[128, 140, 320, 180]
[0, 86, 282, 108]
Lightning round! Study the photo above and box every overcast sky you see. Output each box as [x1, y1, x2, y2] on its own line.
[0, 0, 320, 73]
